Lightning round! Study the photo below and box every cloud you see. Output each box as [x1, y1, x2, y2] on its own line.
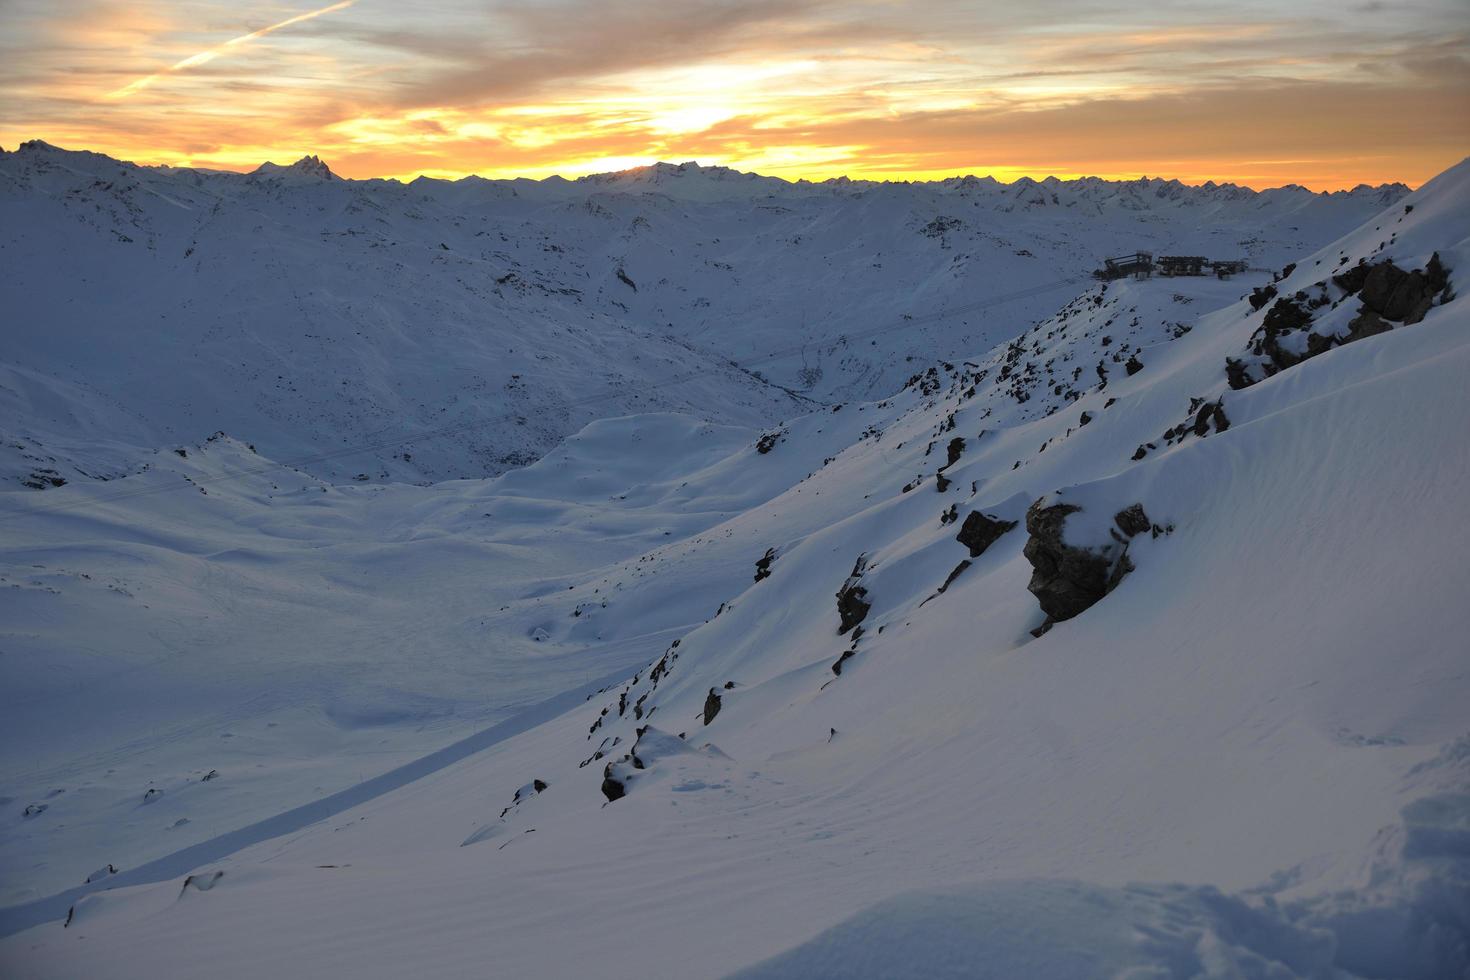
[2, 0, 1467, 188]
[105, 0, 357, 99]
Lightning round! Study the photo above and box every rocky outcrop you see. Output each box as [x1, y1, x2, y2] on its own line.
[1344, 253, 1448, 325]
[835, 554, 871, 635]
[1230, 254, 1452, 389]
[1023, 503, 1106, 626]
[703, 689, 722, 725]
[955, 510, 1017, 558]
[1258, 296, 1314, 371]
[1023, 500, 1155, 635]
[1191, 400, 1229, 438]
[754, 547, 777, 582]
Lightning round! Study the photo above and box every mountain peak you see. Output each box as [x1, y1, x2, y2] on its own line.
[251, 154, 338, 181]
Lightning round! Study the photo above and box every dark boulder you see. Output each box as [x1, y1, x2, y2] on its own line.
[754, 547, 777, 582]
[1249, 284, 1278, 311]
[1332, 262, 1371, 295]
[955, 510, 1017, 558]
[600, 765, 626, 802]
[1023, 499, 1151, 632]
[703, 688, 722, 726]
[1023, 503, 1111, 624]
[1357, 256, 1445, 325]
[1113, 504, 1151, 539]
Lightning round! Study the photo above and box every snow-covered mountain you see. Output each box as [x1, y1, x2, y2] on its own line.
[0, 149, 1465, 978]
[1, 141, 1406, 487]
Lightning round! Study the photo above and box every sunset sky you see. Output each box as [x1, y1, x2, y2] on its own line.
[3, 0, 1467, 189]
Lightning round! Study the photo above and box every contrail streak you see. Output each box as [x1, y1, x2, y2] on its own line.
[106, 0, 355, 99]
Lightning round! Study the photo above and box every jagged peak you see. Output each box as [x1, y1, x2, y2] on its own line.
[250, 154, 338, 181]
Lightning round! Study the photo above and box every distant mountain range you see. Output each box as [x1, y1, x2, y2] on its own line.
[0, 141, 1409, 486]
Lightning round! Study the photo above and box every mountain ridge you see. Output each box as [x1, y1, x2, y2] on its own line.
[0, 142, 1411, 490]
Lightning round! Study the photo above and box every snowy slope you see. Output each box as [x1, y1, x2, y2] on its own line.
[0, 142, 1405, 488]
[1, 153, 1465, 977]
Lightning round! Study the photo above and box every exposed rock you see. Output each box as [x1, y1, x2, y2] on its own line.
[1113, 504, 1152, 539]
[600, 766, 625, 802]
[945, 437, 966, 467]
[955, 510, 1017, 558]
[1332, 262, 1371, 295]
[1259, 296, 1313, 369]
[937, 560, 970, 593]
[1125, 355, 1144, 376]
[1225, 357, 1255, 391]
[754, 547, 777, 582]
[1231, 253, 1452, 387]
[1023, 499, 1151, 632]
[1344, 309, 1394, 343]
[1356, 255, 1446, 325]
[835, 554, 871, 635]
[703, 688, 722, 725]
[1023, 502, 1109, 625]
[1249, 284, 1278, 311]
[1192, 401, 1229, 438]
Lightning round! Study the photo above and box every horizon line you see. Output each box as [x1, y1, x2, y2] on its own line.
[3, 139, 1431, 195]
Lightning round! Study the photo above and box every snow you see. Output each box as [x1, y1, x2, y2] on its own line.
[0, 141, 1404, 487]
[0, 147, 1466, 978]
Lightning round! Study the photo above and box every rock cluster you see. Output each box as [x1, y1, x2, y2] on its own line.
[1228, 254, 1452, 389]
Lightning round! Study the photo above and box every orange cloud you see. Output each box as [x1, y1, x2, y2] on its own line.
[2, 1, 1466, 189]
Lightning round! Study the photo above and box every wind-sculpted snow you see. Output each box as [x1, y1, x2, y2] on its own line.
[0, 156, 1466, 978]
[0, 141, 1406, 486]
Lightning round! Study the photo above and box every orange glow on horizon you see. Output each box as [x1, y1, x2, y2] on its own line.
[3, 1, 1466, 192]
